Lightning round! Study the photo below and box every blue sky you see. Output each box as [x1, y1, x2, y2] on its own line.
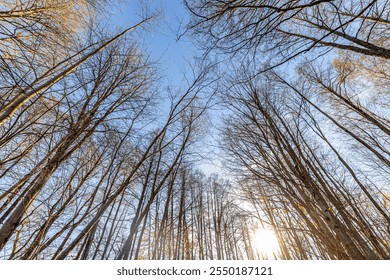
[108, 0, 196, 88]
[104, 0, 226, 176]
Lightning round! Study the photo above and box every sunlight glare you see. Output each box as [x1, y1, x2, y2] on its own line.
[252, 228, 280, 260]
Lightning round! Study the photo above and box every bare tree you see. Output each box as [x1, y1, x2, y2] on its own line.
[221, 68, 389, 259]
[185, 0, 390, 67]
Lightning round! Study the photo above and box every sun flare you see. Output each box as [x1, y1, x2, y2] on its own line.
[252, 228, 280, 260]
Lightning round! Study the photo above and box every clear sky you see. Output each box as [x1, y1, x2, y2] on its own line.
[107, 0, 196, 89]
[105, 0, 226, 176]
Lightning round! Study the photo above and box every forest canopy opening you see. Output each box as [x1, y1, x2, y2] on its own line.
[0, 0, 389, 260]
